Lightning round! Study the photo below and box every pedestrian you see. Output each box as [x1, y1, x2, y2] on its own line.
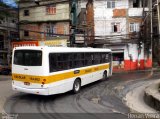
[118, 58, 122, 69]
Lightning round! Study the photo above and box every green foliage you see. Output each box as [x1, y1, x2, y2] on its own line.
[13, 0, 19, 5]
[0, 2, 8, 7]
[0, 2, 14, 19]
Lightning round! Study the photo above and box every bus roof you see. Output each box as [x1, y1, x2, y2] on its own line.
[13, 46, 111, 53]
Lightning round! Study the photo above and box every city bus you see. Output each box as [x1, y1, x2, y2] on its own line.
[12, 46, 112, 95]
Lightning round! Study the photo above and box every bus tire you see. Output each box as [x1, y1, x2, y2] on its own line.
[103, 71, 108, 80]
[73, 78, 81, 94]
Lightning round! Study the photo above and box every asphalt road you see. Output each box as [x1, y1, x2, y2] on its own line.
[1, 71, 159, 119]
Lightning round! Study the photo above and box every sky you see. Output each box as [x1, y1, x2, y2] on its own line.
[2, 0, 17, 7]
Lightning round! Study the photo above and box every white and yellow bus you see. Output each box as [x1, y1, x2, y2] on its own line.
[12, 46, 112, 95]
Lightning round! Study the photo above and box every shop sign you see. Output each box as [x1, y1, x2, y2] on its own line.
[39, 39, 67, 47]
[12, 41, 39, 48]
[75, 34, 84, 43]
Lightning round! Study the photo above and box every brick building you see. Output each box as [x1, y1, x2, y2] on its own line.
[0, 2, 18, 65]
[86, 0, 151, 71]
[18, 0, 70, 46]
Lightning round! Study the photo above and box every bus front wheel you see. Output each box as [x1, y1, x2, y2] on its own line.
[73, 79, 81, 94]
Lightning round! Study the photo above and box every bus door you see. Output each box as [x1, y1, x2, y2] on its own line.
[109, 53, 112, 76]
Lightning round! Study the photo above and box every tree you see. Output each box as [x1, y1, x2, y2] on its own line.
[0, 2, 11, 19]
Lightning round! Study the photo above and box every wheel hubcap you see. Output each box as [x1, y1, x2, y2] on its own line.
[103, 73, 106, 79]
[75, 82, 80, 91]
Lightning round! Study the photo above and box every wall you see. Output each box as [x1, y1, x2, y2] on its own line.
[19, 2, 70, 22]
[107, 43, 146, 71]
[94, 0, 128, 36]
[20, 22, 70, 41]
[86, 0, 94, 45]
[94, 0, 146, 36]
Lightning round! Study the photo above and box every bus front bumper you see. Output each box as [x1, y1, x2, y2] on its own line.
[12, 85, 49, 96]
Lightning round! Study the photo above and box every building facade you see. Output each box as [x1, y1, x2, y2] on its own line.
[89, 0, 151, 71]
[19, 0, 70, 46]
[152, 0, 160, 65]
[0, 2, 18, 65]
[70, 0, 94, 47]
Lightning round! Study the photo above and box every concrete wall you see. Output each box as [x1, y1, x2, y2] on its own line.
[94, 0, 128, 36]
[94, 0, 145, 37]
[19, 1, 70, 41]
[20, 2, 70, 22]
[86, 0, 94, 45]
[107, 43, 146, 71]
[93, 0, 151, 71]
[20, 22, 70, 40]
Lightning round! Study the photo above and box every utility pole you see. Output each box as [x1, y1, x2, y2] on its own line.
[17, 0, 20, 40]
[155, 0, 160, 65]
[157, 0, 160, 42]
[150, 0, 153, 64]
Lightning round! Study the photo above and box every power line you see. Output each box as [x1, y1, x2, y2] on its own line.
[0, 25, 142, 39]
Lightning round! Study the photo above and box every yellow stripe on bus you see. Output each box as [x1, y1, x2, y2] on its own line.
[12, 64, 109, 84]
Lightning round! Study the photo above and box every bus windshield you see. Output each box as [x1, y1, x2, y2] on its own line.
[14, 50, 42, 66]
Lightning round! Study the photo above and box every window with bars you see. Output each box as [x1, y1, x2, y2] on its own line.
[0, 35, 4, 49]
[24, 10, 29, 16]
[46, 5, 56, 15]
[46, 24, 57, 37]
[111, 23, 120, 33]
[107, 1, 115, 8]
[64, 26, 68, 34]
[24, 31, 29, 37]
[129, 23, 140, 32]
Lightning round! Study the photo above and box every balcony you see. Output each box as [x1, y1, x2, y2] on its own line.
[128, 8, 149, 17]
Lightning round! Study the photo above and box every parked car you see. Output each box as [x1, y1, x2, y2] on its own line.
[0, 62, 11, 75]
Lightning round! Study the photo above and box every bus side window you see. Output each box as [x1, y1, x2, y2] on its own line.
[101, 53, 106, 63]
[69, 53, 73, 68]
[93, 53, 101, 65]
[63, 53, 70, 70]
[49, 53, 57, 72]
[77, 53, 84, 67]
[109, 53, 111, 62]
[85, 53, 92, 66]
[105, 53, 109, 63]
[73, 53, 77, 68]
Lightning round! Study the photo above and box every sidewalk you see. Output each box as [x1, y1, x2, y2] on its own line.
[144, 80, 160, 111]
[113, 68, 160, 74]
[124, 80, 160, 113]
[0, 75, 11, 80]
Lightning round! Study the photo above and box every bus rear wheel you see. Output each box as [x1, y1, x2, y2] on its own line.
[73, 79, 81, 94]
[103, 71, 108, 80]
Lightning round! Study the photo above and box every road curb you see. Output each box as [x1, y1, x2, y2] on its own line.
[0, 75, 11, 81]
[124, 75, 160, 119]
[113, 69, 160, 74]
[144, 81, 160, 111]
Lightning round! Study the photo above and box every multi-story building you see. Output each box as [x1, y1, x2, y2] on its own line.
[152, 0, 160, 65]
[70, 0, 94, 47]
[85, 0, 151, 71]
[18, 0, 70, 47]
[0, 2, 18, 65]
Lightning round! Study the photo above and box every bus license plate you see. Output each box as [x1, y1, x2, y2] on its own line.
[24, 82, 30, 86]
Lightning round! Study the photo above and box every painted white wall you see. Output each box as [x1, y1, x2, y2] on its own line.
[20, 3, 70, 22]
[128, 8, 143, 17]
[126, 43, 144, 61]
[106, 43, 144, 61]
[80, 0, 87, 8]
[94, 0, 145, 62]
[94, 0, 128, 37]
